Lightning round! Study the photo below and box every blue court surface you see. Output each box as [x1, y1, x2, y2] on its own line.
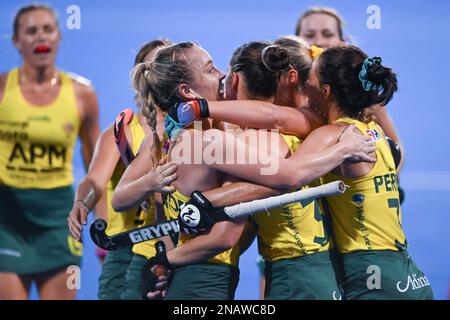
[0, 0, 449, 300]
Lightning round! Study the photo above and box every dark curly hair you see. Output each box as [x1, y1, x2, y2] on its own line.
[316, 45, 398, 120]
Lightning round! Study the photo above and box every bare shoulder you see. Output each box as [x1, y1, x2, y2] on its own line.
[309, 124, 346, 144]
[91, 123, 120, 162]
[295, 124, 347, 154]
[136, 133, 154, 154]
[67, 72, 99, 123]
[100, 123, 115, 141]
[0, 72, 7, 85]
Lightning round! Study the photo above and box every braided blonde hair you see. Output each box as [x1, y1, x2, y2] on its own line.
[131, 42, 197, 166]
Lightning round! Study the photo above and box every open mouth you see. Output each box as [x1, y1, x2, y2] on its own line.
[218, 81, 225, 100]
[34, 45, 51, 54]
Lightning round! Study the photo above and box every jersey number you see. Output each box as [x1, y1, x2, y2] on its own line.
[300, 198, 331, 247]
[387, 198, 401, 227]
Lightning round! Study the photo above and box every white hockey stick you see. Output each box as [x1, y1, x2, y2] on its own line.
[223, 180, 346, 219]
[91, 181, 346, 250]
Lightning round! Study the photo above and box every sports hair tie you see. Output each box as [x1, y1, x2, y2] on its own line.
[358, 57, 383, 92]
[309, 45, 324, 59]
[260, 45, 279, 73]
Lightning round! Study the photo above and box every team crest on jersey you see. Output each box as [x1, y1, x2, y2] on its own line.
[63, 122, 75, 135]
[352, 194, 365, 204]
[366, 128, 382, 141]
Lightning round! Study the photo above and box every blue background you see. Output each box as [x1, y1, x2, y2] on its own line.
[1, 0, 449, 300]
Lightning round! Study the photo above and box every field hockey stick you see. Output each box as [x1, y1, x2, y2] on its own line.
[90, 180, 346, 250]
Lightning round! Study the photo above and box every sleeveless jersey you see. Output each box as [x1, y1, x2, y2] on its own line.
[321, 117, 406, 253]
[0, 68, 80, 188]
[105, 114, 153, 236]
[252, 134, 332, 261]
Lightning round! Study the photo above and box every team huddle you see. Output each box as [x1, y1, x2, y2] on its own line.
[0, 4, 433, 300]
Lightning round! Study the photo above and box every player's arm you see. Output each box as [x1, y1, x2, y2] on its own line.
[150, 174, 258, 266]
[292, 123, 379, 180]
[111, 135, 177, 212]
[200, 125, 375, 189]
[208, 101, 325, 138]
[201, 131, 287, 208]
[168, 100, 325, 138]
[204, 178, 282, 208]
[166, 218, 247, 266]
[67, 125, 119, 241]
[143, 217, 247, 299]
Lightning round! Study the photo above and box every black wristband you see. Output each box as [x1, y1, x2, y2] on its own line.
[197, 99, 210, 118]
[178, 191, 215, 232]
[167, 104, 180, 122]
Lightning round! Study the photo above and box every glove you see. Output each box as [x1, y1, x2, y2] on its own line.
[165, 99, 209, 139]
[178, 191, 217, 233]
[141, 242, 172, 299]
[386, 137, 405, 204]
[386, 136, 402, 169]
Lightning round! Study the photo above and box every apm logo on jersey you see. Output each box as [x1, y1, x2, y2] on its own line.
[366, 128, 382, 141]
[8, 143, 67, 169]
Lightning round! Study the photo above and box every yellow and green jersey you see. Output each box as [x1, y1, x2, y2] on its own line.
[105, 114, 152, 236]
[162, 189, 240, 267]
[321, 117, 406, 254]
[252, 134, 332, 261]
[0, 68, 80, 188]
[102, 113, 158, 258]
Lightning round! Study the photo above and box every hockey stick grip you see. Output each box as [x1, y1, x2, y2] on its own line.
[224, 180, 346, 219]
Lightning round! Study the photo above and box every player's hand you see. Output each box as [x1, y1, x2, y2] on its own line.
[141, 249, 173, 299]
[67, 200, 89, 241]
[145, 272, 172, 299]
[144, 160, 178, 193]
[339, 124, 377, 163]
